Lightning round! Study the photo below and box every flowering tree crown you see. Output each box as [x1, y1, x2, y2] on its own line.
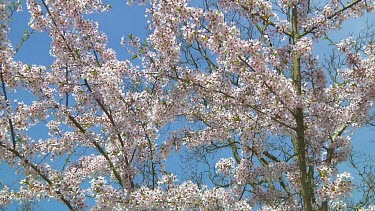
[0, 0, 374, 210]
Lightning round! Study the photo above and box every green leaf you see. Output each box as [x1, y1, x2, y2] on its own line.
[23, 30, 30, 36]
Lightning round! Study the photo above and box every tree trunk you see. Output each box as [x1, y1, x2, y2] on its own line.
[291, 5, 313, 211]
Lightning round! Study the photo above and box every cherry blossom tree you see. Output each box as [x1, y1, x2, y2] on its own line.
[0, 0, 374, 210]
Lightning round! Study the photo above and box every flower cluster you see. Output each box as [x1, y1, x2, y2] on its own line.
[215, 157, 236, 176]
[318, 172, 354, 201]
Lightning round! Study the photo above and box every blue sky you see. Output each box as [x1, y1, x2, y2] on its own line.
[11, 1, 149, 63]
[2, 0, 375, 210]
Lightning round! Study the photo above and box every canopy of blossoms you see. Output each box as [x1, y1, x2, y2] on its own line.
[0, 0, 374, 210]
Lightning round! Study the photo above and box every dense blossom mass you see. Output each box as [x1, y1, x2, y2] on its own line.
[0, 0, 374, 210]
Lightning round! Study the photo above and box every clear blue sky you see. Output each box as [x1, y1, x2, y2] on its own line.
[3, 1, 374, 210]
